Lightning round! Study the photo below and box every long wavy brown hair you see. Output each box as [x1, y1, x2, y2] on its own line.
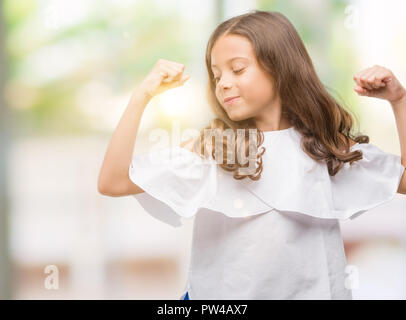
[187, 10, 369, 180]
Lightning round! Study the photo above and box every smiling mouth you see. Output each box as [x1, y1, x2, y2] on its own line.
[224, 97, 240, 105]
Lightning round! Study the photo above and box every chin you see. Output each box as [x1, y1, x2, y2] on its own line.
[228, 112, 250, 122]
[225, 106, 250, 121]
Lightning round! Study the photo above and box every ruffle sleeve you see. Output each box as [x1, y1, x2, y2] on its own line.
[129, 146, 273, 227]
[129, 129, 405, 226]
[327, 142, 405, 220]
[242, 132, 405, 221]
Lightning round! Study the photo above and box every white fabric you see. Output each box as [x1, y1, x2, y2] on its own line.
[129, 126, 405, 299]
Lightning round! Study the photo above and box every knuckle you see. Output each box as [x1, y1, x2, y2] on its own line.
[175, 66, 184, 73]
[175, 64, 185, 72]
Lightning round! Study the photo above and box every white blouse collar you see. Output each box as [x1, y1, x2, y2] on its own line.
[130, 125, 405, 227]
[262, 126, 295, 134]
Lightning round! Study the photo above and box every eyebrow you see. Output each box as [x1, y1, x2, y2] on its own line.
[211, 56, 248, 68]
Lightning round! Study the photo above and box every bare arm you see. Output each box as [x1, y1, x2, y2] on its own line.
[391, 95, 406, 194]
[97, 90, 150, 196]
[97, 59, 190, 197]
[353, 65, 406, 194]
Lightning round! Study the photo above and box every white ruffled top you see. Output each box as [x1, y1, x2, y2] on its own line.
[129, 126, 405, 300]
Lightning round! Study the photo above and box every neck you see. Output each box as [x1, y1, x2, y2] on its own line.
[254, 97, 291, 131]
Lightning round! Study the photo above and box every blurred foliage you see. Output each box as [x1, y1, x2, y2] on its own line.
[3, 0, 195, 136]
[258, 0, 361, 124]
[2, 0, 361, 136]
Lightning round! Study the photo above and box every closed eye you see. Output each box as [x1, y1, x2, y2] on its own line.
[213, 68, 245, 84]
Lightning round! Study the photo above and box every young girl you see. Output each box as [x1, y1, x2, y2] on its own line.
[98, 10, 406, 300]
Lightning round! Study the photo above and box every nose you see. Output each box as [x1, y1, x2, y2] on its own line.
[218, 78, 233, 90]
[220, 83, 232, 90]
[216, 71, 236, 88]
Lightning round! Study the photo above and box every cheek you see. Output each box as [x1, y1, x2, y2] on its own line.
[243, 74, 274, 104]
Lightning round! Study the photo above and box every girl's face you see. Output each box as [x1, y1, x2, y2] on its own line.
[210, 34, 280, 122]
